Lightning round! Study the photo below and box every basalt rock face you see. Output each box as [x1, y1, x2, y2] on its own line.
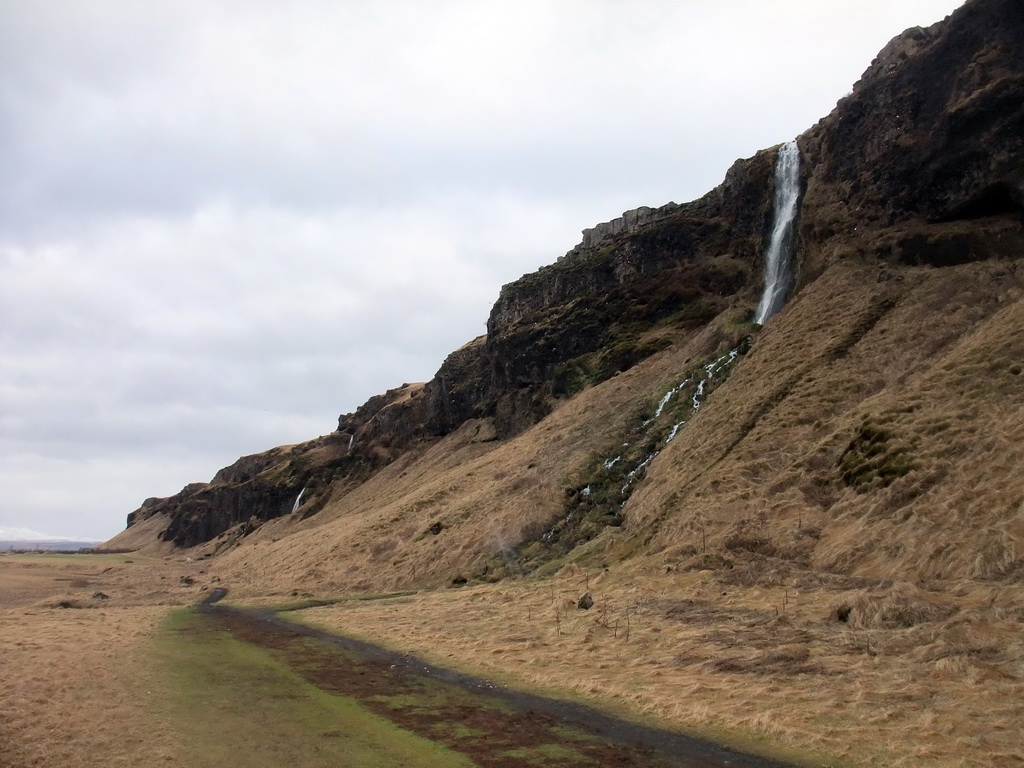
[123, 0, 1024, 551]
[337, 150, 778, 444]
[488, 151, 777, 337]
[126, 433, 375, 548]
[421, 147, 779, 438]
[124, 151, 777, 547]
[799, 0, 1024, 278]
[337, 382, 431, 455]
[422, 337, 490, 433]
[128, 381, 448, 548]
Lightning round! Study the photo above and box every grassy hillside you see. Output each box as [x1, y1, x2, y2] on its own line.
[186, 253, 1023, 598]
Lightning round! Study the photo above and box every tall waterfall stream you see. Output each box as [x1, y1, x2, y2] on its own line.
[754, 140, 801, 325]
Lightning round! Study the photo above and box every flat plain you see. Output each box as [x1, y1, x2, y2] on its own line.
[3, 551, 1024, 767]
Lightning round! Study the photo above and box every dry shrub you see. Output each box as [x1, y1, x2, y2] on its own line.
[798, 473, 839, 509]
[723, 534, 776, 557]
[651, 598, 727, 625]
[517, 517, 550, 544]
[930, 654, 976, 682]
[664, 544, 698, 560]
[829, 582, 955, 629]
[929, 651, 1017, 684]
[718, 558, 794, 587]
[678, 552, 734, 572]
[35, 595, 104, 610]
[972, 536, 1024, 580]
[705, 644, 818, 676]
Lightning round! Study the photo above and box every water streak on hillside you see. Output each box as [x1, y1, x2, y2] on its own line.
[754, 140, 801, 325]
[538, 347, 741, 552]
[619, 349, 739, 495]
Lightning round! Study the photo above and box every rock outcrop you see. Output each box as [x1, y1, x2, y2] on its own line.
[799, 0, 1024, 277]
[127, 434, 369, 548]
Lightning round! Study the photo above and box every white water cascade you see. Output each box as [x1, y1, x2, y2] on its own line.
[291, 487, 306, 514]
[541, 347, 742, 546]
[754, 140, 802, 325]
[616, 347, 740, 496]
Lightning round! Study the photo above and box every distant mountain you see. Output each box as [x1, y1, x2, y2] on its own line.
[0, 526, 68, 541]
[0, 526, 101, 550]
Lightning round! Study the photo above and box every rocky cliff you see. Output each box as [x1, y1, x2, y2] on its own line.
[118, 0, 1023, 567]
[799, 0, 1023, 276]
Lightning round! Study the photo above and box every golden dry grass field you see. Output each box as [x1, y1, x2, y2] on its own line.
[81, 257, 1024, 767]
[294, 561, 1024, 767]
[13, 8, 1022, 760]
[0, 553, 194, 767]
[4, 548, 1023, 767]
[0, 554, 476, 768]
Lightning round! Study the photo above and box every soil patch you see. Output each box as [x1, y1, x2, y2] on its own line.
[200, 594, 791, 768]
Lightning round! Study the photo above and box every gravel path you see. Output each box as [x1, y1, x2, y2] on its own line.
[198, 590, 795, 768]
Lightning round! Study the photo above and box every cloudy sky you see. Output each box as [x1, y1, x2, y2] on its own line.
[1, 0, 963, 540]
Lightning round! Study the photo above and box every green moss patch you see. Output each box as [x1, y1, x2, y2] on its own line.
[838, 420, 916, 488]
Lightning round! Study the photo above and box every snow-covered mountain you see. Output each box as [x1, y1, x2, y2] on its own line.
[0, 526, 101, 547]
[1, 526, 66, 540]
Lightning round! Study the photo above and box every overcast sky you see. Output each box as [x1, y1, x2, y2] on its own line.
[1, 0, 963, 540]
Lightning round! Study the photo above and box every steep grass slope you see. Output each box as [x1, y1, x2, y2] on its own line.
[201, 255, 1023, 597]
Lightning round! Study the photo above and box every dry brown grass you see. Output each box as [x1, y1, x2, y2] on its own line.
[0, 554, 215, 767]
[4, 549, 1022, 767]
[201, 260, 1024, 603]
[13, 257, 1020, 765]
[629, 260, 1024, 585]
[298, 563, 1024, 767]
[0, 603, 179, 767]
[206, 320, 726, 598]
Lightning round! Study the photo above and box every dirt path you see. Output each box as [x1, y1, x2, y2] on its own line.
[199, 591, 793, 768]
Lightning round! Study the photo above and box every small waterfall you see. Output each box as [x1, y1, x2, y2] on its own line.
[291, 487, 306, 514]
[754, 140, 801, 325]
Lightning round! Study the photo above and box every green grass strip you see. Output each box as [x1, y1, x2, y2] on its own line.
[155, 609, 475, 768]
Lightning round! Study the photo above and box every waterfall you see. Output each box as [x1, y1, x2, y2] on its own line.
[291, 487, 306, 514]
[754, 140, 801, 325]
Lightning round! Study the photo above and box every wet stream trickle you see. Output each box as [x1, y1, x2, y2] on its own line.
[539, 347, 743, 550]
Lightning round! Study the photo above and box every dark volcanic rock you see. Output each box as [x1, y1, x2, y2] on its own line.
[126, 433, 374, 548]
[419, 148, 779, 438]
[423, 337, 491, 433]
[799, 0, 1024, 277]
